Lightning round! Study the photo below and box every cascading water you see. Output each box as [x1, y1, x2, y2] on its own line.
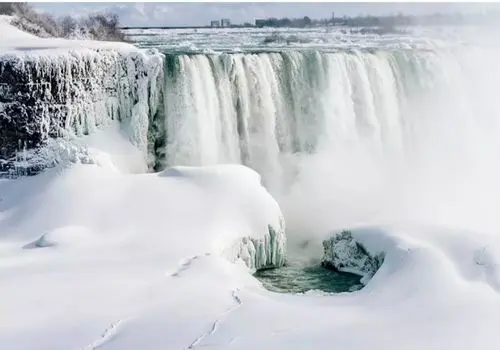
[149, 45, 500, 292]
[153, 48, 500, 195]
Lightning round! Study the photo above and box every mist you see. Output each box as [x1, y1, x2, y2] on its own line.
[273, 32, 500, 260]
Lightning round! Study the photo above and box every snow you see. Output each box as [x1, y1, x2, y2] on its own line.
[0, 127, 286, 349]
[10, 123, 149, 175]
[0, 15, 138, 56]
[3, 17, 500, 350]
[3, 133, 500, 350]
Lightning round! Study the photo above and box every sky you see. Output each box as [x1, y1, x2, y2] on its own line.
[32, 2, 500, 27]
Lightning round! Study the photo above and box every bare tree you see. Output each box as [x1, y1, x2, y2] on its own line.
[0, 2, 16, 15]
[83, 13, 125, 41]
[2, 3, 126, 42]
[59, 15, 77, 36]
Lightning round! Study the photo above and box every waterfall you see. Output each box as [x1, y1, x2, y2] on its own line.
[4, 45, 500, 198]
[154, 48, 500, 195]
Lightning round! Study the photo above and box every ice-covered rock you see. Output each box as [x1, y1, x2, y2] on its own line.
[322, 230, 384, 284]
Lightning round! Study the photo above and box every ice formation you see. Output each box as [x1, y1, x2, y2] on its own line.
[322, 230, 384, 284]
[226, 219, 286, 271]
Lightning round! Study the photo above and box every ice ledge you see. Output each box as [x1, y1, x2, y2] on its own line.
[322, 230, 385, 284]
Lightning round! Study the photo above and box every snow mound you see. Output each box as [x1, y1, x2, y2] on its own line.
[161, 165, 287, 270]
[1, 163, 285, 270]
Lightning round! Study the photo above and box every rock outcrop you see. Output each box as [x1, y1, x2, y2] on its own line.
[322, 230, 384, 284]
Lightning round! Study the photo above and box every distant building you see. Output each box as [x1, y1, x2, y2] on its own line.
[221, 18, 231, 27]
[255, 19, 266, 27]
[210, 20, 220, 27]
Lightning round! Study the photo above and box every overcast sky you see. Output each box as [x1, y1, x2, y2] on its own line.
[33, 2, 500, 27]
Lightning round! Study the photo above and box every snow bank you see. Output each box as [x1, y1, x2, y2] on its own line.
[161, 165, 287, 270]
[0, 15, 135, 56]
[0, 163, 285, 269]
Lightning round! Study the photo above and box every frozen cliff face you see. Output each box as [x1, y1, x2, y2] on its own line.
[322, 230, 384, 284]
[0, 47, 163, 176]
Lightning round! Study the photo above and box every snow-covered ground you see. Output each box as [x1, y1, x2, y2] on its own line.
[0, 15, 137, 56]
[2, 16, 500, 350]
[0, 124, 288, 350]
[3, 143, 500, 350]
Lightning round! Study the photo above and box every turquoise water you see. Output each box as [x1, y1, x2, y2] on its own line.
[254, 261, 362, 294]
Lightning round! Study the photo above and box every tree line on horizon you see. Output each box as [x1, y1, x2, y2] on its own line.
[250, 11, 500, 29]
